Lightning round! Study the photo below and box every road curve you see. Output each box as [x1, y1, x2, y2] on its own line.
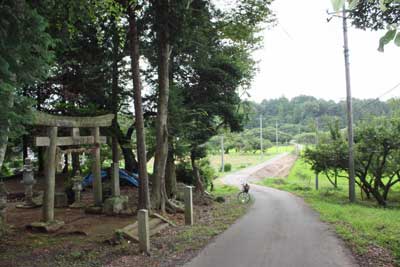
[184, 154, 358, 267]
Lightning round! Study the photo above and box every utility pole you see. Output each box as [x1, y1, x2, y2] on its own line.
[260, 115, 263, 159]
[220, 135, 224, 172]
[275, 120, 279, 152]
[315, 118, 319, 191]
[342, 4, 356, 202]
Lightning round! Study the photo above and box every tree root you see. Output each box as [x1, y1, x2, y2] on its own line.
[165, 198, 184, 213]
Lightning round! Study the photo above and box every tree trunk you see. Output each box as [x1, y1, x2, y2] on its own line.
[0, 89, 14, 171]
[128, 5, 151, 211]
[38, 147, 45, 174]
[111, 17, 120, 167]
[191, 151, 204, 193]
[165, 147, 177, 198]
[62, 153, 69, 173]
[114, 122, 138, 172]
[71, 153, 80, 176]
[152, 0, 171, 212]
[361, 178, 386, 206]
[121, 145, 137, 172]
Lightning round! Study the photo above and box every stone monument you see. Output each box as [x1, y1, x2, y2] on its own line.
[17, 158, 38, 209]
[69, 171, 85, 208]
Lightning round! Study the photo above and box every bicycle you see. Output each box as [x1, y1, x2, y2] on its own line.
[237, 183, 251, 203]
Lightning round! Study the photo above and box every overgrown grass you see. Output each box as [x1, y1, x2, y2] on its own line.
[212, 183, 240, 197]
[259, 159, 400, 264]
[208, 145, 294, 177]
[174, 192, 251, 253]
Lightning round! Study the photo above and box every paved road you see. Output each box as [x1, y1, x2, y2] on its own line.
[184, 154, 358, 267]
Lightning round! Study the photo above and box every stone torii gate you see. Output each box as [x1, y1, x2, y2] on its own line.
[31, 112, 115, 230]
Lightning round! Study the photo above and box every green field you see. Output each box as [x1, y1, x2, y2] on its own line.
[259, 159, 400, 264]
[208, 145, 294, 177]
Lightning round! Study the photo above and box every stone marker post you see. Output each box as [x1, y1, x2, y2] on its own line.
[43, 126, 58, 222]
[138, 209, 150, 254]
[184, 186, 193, 226]
[111, 162, 120, 197]
[91, 127, 102, 206]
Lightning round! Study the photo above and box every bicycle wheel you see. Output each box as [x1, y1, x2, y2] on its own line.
[237, 191, 250, 203]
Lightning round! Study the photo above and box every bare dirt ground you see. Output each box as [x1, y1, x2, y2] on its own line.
[249, 153, 297, 179]
[0, 172, 250, 267]
[4, 174, 140, 232]
[220, 153, 297, 187]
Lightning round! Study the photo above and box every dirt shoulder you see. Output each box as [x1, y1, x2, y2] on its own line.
[249, 153, 297, 180]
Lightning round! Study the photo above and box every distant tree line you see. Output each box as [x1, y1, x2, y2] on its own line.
[244, 95, 393, 133]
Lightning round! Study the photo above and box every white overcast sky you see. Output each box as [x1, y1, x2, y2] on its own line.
[245, 0, 400, 102]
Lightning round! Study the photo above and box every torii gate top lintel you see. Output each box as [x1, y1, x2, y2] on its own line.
[33, 112, 115, 128]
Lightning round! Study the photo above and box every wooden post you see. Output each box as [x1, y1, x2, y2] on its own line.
[184, 186, 193, 225]
[111, 162, 120, 197]
[91, 127, 102, 206]
[138, 209, 150, 254]
[43, 126, 57, 222]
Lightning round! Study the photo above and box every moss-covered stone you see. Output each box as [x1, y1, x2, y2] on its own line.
[103, 196, 129, 215]
[27, 220, 65, 233]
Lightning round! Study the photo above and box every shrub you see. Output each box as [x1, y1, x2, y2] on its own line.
[176, 159, 216, 190]
[199, 159, 217, 188]
[176, 161, 193, 185]
[238, 164, 247, 169]
[272, 178, 287, 185]
[291, 184, 312, 191]
[224, 163, 232, 172]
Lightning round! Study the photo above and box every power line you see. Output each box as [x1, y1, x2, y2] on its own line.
[277, 22, 293, 40]
[358, 81, 400, 111]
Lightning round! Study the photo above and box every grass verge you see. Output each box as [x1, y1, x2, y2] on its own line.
[258, 159, 400, 266]
[174, 184, 250, 254]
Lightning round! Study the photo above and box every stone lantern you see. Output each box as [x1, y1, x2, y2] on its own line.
[0, 181, 8, 225]
[17, 158, 37, 208]
[69, 171, 84, 208]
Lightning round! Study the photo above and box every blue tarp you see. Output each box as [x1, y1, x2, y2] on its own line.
[82, 169, 140, 188]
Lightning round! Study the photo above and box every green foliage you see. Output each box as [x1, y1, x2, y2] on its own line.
[148, 0, 275, 168]
[0, 0, 275, 181]
[199, 159, 217, 186]
[349, 0, 400, 51]
[207, 129, 276, 154]
[331, 0, 345, 12]
[176, 158, 216, 188]
[378, 28, 398, 52]
[244, 96, 391, 133]
[304, 117, 400, 206]
[224, 163, 232, 172]
[0, 0, 53, 156]
[293, 133, 316, 145]
[212, 184, 240, 197]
